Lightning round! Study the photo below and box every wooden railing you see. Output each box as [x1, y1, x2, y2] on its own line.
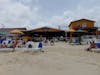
[72, 26, 98, 30]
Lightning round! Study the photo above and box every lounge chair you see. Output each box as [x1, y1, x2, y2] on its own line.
[28, 42, 43, 52]
[22, 42, 43, 52]
[0, 42, 43, 52]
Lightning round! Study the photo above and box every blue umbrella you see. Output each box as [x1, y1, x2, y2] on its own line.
[76, 30, 88, 33]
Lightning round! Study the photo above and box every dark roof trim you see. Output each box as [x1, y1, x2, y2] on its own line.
[0, 28, 26, 30]
[28, 26, 65, 32]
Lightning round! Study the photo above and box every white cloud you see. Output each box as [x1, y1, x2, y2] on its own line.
[49, 6, 100, 29]
[0, 0, 10, 4]
[0, 0, 41, 29]
[0, 0, 100, 30]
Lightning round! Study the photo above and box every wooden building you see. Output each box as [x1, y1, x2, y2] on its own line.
[23, 26, 65, 40]
[69, 19, 97, 31]
[67, 19, 98, 43]
[68, 19, 97, 35]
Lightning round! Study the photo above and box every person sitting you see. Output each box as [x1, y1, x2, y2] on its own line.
[50, 39, 54, 46]
[9, 41, 15, 48]
[14, 40, 18, 47]
[44, 39, 50, 46]
[2, 42, 7, 48]
[86, 40, 97, 52]
[8, 41, 17, 52]
[21, 40, 27, 48]
[7, 41, 11, 48]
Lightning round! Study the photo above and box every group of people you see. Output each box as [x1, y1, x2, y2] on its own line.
[0, 37, 30, 48]
[1, 36, 98, 52]
[43, 38, 54, 46]
[0, 36, 55, 49]
[38, 36, 55, 46]
[0, 40, 18, 48]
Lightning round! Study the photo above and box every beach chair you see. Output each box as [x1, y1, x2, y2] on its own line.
[91, 43, 100, 52]
[26, 41, 34, 48]
[34, 42, 43, 51]
[38, 42, 43, 50]
[27, 42, 43, 52]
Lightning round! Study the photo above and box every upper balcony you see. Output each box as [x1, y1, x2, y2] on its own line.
[71, 26, 98, 30]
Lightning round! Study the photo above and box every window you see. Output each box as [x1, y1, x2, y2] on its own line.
[77, 23, 80, 27]
[82, 23, 87, 27]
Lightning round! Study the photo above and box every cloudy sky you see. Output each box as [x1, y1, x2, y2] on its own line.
[0, 0, 100, 29]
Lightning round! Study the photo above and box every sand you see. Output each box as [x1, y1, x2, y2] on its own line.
[0, 42, 100, 75]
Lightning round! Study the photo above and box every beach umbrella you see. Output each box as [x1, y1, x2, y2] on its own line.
[10, 29, 24, 34]
[66, 29, 75, 32]
[10, 29, 24, 40]
[75, 30, 88, 37]
[74, 30, 88, 45]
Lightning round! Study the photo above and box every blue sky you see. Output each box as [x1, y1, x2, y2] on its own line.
[0, 0, 100, 29]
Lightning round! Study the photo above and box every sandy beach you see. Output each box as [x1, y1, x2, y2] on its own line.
[0, 42, 100, 75]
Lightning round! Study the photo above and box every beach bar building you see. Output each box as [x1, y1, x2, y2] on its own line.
[67, 19, 98, 43]
[23, 26, 65, 41]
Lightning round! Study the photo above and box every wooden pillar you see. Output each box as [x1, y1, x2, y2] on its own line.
[69, 32, 72, 43]
[96, 30, 98, 39]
